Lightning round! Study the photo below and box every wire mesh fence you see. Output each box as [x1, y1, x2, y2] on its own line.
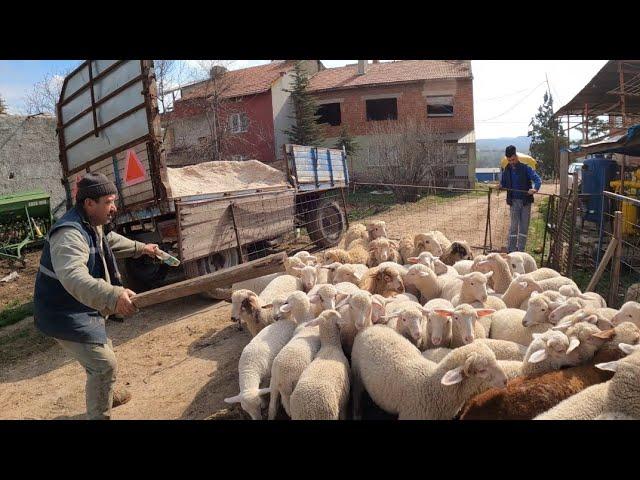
[180, 188, 349, 280]
[345, 182, 551, 261]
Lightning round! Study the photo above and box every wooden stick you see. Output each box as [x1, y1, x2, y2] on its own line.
[609, 211, 623, 306]
[586, 237, 617, 292]
[131, 252, 287, 309]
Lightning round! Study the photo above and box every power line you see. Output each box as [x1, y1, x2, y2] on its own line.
[479, 80, 547, 122]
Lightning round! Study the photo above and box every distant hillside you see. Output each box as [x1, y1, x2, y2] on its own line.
[475, 136, 531, 168]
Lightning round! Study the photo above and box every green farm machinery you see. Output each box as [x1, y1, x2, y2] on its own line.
[0, 190, 52, 264]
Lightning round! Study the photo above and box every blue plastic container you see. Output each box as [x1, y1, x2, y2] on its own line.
[582, 155, 619, 223]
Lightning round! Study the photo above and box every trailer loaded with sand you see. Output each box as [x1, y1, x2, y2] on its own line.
[55, 60, 349, 292]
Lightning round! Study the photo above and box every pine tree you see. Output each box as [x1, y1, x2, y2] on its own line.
[528, 91, 568, 179]
[283, 61, 324, 146]
[335, 126, 359, 157]
[571, 117, 610, 147]
[0, 94, 7, 114]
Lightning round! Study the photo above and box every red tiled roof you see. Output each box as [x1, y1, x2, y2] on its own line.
[181, 61, 296, 100]
[308, 60, 472, 92]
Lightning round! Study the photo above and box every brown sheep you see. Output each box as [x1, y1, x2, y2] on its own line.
[457, 322, 640, 420]
[440, 240, 474, 266]
[360, 265, 405, 298]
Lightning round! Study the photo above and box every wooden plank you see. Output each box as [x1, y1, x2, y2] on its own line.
[131, 252, 287, 308]
[609, 211, 624, 306]
[586, 237, 618, 292]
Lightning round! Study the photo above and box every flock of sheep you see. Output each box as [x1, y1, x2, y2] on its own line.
[223, 220, 640, 420]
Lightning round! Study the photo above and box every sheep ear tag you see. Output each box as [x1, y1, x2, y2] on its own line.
[441, 367, 465, 386]
[528, 349, 548, 363]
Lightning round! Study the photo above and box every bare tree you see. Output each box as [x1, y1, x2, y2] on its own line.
[0, 93, 7, 114]
[23, 70, 71, 116]
[367, 119, 455, 202]
[162, 60, 274, 165]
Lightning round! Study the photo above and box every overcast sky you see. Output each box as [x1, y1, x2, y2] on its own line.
[0, 59, 607, 140]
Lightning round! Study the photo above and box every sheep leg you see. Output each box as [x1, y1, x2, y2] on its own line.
[268, 387, 280, 420]
[351, 368, 364, 420]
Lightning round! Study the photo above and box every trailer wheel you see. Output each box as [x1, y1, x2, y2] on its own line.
[306, 197, 346, 249]
[123, 256, 169, 292]
[196, 248, 239, 300]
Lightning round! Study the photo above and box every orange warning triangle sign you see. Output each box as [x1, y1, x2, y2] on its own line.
[124, 150, 146, 186]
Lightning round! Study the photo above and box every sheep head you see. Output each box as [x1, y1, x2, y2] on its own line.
[414, 232, 444, 257]
[366, 220, 388, 240]
[224, 387, 271, 420]
[611, 301, 640, 327]
[441, 344, 507, 389]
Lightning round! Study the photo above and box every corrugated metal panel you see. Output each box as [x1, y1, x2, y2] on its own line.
[58, 60, 151, 173]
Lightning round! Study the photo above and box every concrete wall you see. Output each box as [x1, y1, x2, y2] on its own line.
[0, 114, 66, 209]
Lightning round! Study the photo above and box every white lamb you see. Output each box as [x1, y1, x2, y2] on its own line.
[422, 298, 455, 348]
[506, 251, 537, 274]
[230, 290, 288, 336]
[558, 284, 607, 307]
[520, 330, 572, 377]
[488, 308, 553, 346]
[331, 263, 369, 286]
[382, 300, 429, 348]
[413, 231, 452, 257]
[611, 301, 640, 328]
[472, 253, 514, 294]
[450, 271, 507, 312]
[432, 303, 495, 347]
[422, 339, 528, 363]
[335, 290, 382, 356]
[351, 328, 508, 420]
[289, 310, 351, 420]
[267, 291, 319, 419]
[224, 311, 298, 419]
[521, 290, 568, 327]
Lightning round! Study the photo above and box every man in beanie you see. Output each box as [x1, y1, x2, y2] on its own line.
[499, 145, 542, 252]
[33, 172, 159, 419]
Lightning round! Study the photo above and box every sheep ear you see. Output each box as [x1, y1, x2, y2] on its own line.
[584, 314, 599, 324]
[306, 317, 322, 327]
[591, 329, 616, 340]
[567, 337, 581, 354]
[335, 295, 351, 309]
[308, 294, 321, 304]
[257, 388, 271, 396]
[407, 257, 419, 264]
[528, 349, 548, 363]
[224, 394, 243, 404]
[279, 304, 292, 314]
[441, 366, 465, 386]
[619, 343, 640, 355]
[595, 361, 619, 372]
[483, 271, 494, 279]
[475, 309, 496, 317]
[261, 303, 273, 309]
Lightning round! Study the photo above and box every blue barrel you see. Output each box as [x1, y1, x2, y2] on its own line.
[582, 155, 618, 223]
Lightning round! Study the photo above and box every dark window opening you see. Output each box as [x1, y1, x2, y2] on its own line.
[427, 96, 454, 116]
[366, 98, 398, 121]
[316, 103, 341, 126]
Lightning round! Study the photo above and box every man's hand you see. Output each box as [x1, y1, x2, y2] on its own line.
[528, 188, 538, 195]
[141, 243, 159, 258]
[115, 288, 138, 316]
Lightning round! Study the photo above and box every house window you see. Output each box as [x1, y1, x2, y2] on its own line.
[427, 96, 454, 117]
[366, 98, 398, 121]
[229, 113, 249, 133]
[316, 103, 341, 126]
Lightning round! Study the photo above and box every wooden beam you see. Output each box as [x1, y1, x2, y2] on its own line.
[586, 237, 618, 292]
[131, 252, 287, 308]
[609, 211, 624, 306]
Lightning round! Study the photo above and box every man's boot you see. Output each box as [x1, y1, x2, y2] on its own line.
[112, 387, 132, 408]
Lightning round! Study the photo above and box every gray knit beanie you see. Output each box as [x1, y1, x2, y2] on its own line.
[76, 172, 118, 203]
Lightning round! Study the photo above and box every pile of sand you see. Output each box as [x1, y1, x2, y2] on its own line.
[166, 160, 289, 198]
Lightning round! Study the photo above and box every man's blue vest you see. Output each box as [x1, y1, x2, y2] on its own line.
[503, 162, 534, 206]
[33, 207, 122, 344]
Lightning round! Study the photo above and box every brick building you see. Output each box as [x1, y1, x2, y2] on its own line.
[161, 60, 323, 166]
[307, 60, 476, 187]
